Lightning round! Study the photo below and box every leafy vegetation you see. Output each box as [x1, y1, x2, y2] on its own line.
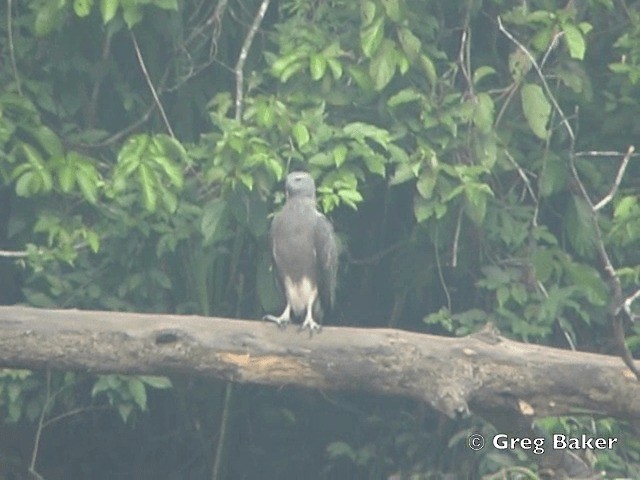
[0, 0, 639, 478]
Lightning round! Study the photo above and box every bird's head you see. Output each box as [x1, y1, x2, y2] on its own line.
[285, 171, 316, 200]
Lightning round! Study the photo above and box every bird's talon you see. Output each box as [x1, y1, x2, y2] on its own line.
[300, 318, 322, 335]
[263, 315, 290, 328]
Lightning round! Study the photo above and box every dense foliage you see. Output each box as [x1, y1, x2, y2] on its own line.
[0, 0, 639, 478]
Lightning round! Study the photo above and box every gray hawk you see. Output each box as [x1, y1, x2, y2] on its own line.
[263, 171, 338, 332]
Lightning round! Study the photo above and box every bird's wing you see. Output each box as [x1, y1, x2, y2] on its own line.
[314, 211, 338, 310]
[268, 214, 286, 296]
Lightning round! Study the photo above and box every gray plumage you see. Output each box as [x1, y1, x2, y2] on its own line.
[263, 171, 338, 333]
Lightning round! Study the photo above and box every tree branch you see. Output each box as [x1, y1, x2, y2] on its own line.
[131, 33, 175, 138]
[6, 0, 22, 95]
[234, 0, 270, 121]
[594, 145, 634, 211]
[0, 306, 639, 422]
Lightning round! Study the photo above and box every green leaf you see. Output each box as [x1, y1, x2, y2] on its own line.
[464, 183, 490, 225]
[139, 376, 172, 389]
[58, 163, 76, 192]
[332, 144, 348, 168]
[387, 88, 421, 107]
[76, 169, 99, 203]
[271, 52, 306, 79]
[118, 403, 133, 422]
[309, 54, 327, 81]
[28, 126, 64, 158]
[531, 248, 555, 283]
[565, 196, 596, 256]
[138, 163, 157, 211]
[7, 382, 22, 402]
[578, 22, 593, 35]
[35, 2, 63, 36]
[151, 0, 178, 10]
[338, 188, 363, 209]
[91, 376, 112, 397]
[121, 0, 142, 28]
[100, 0, 119, 23]
[309, 152, 333, 167]
[326, 58, 343, 80]
[397, 28, 421, 61]
[128, 378, 147, 410]
[413, 195, 432, 222]
[363, 153, 386, 176]
[390, 161, 419, 185]
[419, 54, 437, 87]
[361, 1, 377, 26]
[292, 123, 310, 147]
[472, 93, 494, 133]
[614, 196, 637, 219]
[201, 199, 227, 245]
[360, 16, 384, 58]
[280, 59, 306, 82]
[155, 134, 187, 163]
[7, 401, 22, 423]
[472, 66, 497, 85]
[152, 155, 184, 189]
[539, 154, 567, 197]
[381, 0, 402, 22]
[343, 122, 390, 147]
[347, 65, 374, 90]
[473, 132, 497, 168]
[566, 263, 607, 306]
[326, 441, 356, 461]
[85, 230, 100, 253]
[15, 172, 34, 197]
[416, 171, 436, 199]
[74, 0, 94, 17]
[562, 23, 586, 60]
[370, 40, 397, 90]
[521, 83, 551, 139]
[119, 134, 150, 165]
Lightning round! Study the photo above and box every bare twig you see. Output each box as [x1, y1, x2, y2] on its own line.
[497, 16, 574, 142]
[624, 290, 640, 322]
[451, 207, 462, 267]
[457, 26, 473, 94]
[494, 83, 519, 128]
[131, 33, 175, 138]
[539, 30, 563, 69]
[594, 145, 635, 211]
[42, 405, 110, 428]
[504, 149, 539, 226]
[6, 0, 22, 95]
[208, 0, 228, 57]
[575, 150, 640, 157]
[0, 249, 28, 258]
[234, 0, 271, 121]
[29, 369, 50, 480]
[78, 105, 156, 149]
[166, 0, 231, 93]
[434, 227, 452, 312]
[87, 31, 114, 128]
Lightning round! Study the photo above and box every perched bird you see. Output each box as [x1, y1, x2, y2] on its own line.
[263, 171, 338, 333]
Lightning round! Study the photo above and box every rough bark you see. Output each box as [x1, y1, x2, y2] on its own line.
[0, 306, 638, 421]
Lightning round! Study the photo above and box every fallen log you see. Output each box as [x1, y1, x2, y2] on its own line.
[0, 306, 638, 421]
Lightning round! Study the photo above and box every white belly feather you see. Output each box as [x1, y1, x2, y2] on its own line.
[284, 276, 317, 315]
